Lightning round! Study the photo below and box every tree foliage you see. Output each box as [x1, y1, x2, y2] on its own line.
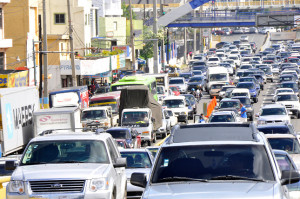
[121, 2, 137, 20]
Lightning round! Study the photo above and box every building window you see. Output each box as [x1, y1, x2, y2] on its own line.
[0, 52, 4, 70]
[113, 22, 117, 31]
[55, 14, 65, 24]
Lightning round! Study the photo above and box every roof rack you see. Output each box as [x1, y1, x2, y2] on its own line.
[167, 122, 260, 144]
[39, 127, 106, 136]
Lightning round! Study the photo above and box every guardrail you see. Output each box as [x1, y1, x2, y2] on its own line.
[0, 177, 10, 199]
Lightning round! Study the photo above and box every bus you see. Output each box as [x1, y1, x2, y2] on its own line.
[111, 76, 158, 100]
[89, 91, 121, 114]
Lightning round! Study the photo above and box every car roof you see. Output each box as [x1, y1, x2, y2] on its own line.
[168, 123, 263, 144]
[276, 92, 297, 96]
[257, 123, 289, 129]
[164, 96, 185, 100]
[262, 104, 285, 108]
[211, 111, 235, 116]
[119, 148, 149, 153]
[30, 132, 114, 142]
[107, 127, 131, 131]
[220, 98, 240, 102]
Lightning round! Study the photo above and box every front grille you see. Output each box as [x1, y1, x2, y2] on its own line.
[127, 191, 143, 197]
[30, 180, 85, 193]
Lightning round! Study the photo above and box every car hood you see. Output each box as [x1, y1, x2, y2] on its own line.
[12, 164, 110, 181]
[144, 182, 276, 199]
[258, 115, 290, 121]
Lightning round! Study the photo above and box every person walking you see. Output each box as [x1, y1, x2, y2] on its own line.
[240, 103, 247, 123]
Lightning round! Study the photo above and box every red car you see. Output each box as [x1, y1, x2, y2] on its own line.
[169, 86, 180, 96]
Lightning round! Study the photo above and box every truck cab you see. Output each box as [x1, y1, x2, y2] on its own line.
[81, 106, 118, 129]
[120, 108, 156, 146]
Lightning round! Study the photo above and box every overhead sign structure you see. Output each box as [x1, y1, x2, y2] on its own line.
[256, 13, 296, 27]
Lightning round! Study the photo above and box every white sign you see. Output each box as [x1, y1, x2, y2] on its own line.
[36, 114, 71, 134]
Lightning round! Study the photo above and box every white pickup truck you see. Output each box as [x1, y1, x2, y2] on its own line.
[81, 106, 118, 129]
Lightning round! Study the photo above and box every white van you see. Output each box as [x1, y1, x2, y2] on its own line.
[206, 67, 230, 91]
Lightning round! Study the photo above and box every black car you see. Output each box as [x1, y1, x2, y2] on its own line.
[216, 42, 231, 49]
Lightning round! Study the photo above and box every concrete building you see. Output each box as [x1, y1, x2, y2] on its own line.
[93, 0, 123, 17]
[4, 0, 34, 70]
[38, 0, 93, 56]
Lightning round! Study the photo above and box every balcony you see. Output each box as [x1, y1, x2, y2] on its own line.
[0, 39, 12, 48]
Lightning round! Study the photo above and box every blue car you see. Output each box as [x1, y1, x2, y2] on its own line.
[236, 82, 260, 103]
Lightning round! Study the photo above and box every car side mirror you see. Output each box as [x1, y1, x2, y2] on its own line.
[255, 113, 260, 117]
[130, 172, 147, 188]
[281, 170, 300, 185]
[5, 160, 16, 171]
[113, 157, 127, 168]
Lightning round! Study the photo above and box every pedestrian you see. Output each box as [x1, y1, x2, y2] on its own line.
[240, 103, 247, 123]
[199, 114, 205, 123]
[92, 78, 100, 90]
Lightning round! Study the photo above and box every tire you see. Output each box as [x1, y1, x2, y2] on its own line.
[147, 140, 151, 146]
[161, 130, 167, 139]
[249, 115, 253, 121]
[111, 190, 116, 199]
[298, 111, 300, 119]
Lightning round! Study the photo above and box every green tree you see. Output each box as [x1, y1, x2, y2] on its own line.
[122, 2, 137, 20]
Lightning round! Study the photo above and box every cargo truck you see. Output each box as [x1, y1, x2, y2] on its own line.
[0, 86, 39, 156]
[119, 86, 162, 146]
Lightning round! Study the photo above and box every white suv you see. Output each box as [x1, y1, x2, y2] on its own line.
[162, 96, 189, 123]
[6, 132, 127, 199]
[169, 77, 187, 93]
[274, 93, 300, 118]
[257, 104, 291, 125]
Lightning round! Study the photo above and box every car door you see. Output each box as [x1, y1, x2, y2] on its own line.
[107, 138, 125, 198]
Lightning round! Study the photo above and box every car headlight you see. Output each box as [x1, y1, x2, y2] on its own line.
[257, 120, 266, 125]
[8, 180, 25, 194]
[180, 112, 187, 115]
[90, 178, 109, 192]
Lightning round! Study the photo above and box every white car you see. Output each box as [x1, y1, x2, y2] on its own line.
[230, 88, 251, 98]
[240, 35, 248, 42]
[164, 109, 177, 127]
[207, 57, 221, 66]
[256, 104, 291, 125]
[216, 53, 226, 61]
[208, 111, 240, 123]
[162, 96, 189, 123]
[274, 93, 300, 118]
[272, 88, 294, 101]
[169, 77, 187, 93]
[228, 55, 241, 67]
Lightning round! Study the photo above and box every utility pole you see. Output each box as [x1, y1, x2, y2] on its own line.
[129, 0, 135, 71]
[167, 28, 169, 64]
[32, 40, 37, 86]
[38, 14, 43, 99]
[184, 27, 187, 64]
[160, 0, 165, 71]
[42, 0, 49, 108]
[67, 0, 77, 86]
[193, 10, 196, 56]
[153, 0, 159, 73]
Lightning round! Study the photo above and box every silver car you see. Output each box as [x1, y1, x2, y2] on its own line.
[6, 132, 127, 199]
[120, 149, 154, 199]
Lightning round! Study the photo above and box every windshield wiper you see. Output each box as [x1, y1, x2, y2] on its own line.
[158, 176, 208, 183]
[210, 175, 267, 182]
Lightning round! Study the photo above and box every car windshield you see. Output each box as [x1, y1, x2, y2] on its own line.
[157, 87, 164, 94]
[180, 74, 191, 79]
[189, 77, 203, 83]
[210, 74, 227, 81]
[239, 78, 254, 83]
[236, 72, 244, 77]
[211, 84, 224, 89]
[280, 83, 297, 89]
[232, 92, 248, 97]
[234, 97, 251, 105]
[122, 111, 149, 125]
[260, 67, 271, 73]
[210, 115, 235, 122]
[258, 127, 290, 134]
[268, 138, 300, 154]
[21, 140, 109, 165]
[193, 71, 202, 75]
[276, 95, 298, 101]
[169, 87, 178, 92]
[169, 79, 184, 84]
[274, 154, 295, 171]
[243, 71, 255, 77]
[280, 76, 293, 81]
[261, 108, 287, 116]
[166, 110, 173, 116]
[81, 110, 106, 121]
[219, 101, 240, 109]
[151, 145, 274, 183]
[163, 99, 185, 108]
[221, 87, 234, 92]
[229, 56, 238, 60]
[237, 83, 255, 89]
[241, 65, 252, 69]
[209, 58, 219, 61]
[106, 130, 128, 139]
[121, 151, 152, 168]
[276, 90, 293, 94]
[184, 95, 196, 104]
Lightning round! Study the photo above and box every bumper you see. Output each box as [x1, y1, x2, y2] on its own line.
[7, 191, 111, 199]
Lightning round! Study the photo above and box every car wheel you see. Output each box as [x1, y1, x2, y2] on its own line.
[147, 140, 151, 146]
[111, 189, 116, 199]
[254, 98, 258, 103]
[161, 130, 167, 139]
[298, 111, 300, 119]
[249, 115, 253, 121]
